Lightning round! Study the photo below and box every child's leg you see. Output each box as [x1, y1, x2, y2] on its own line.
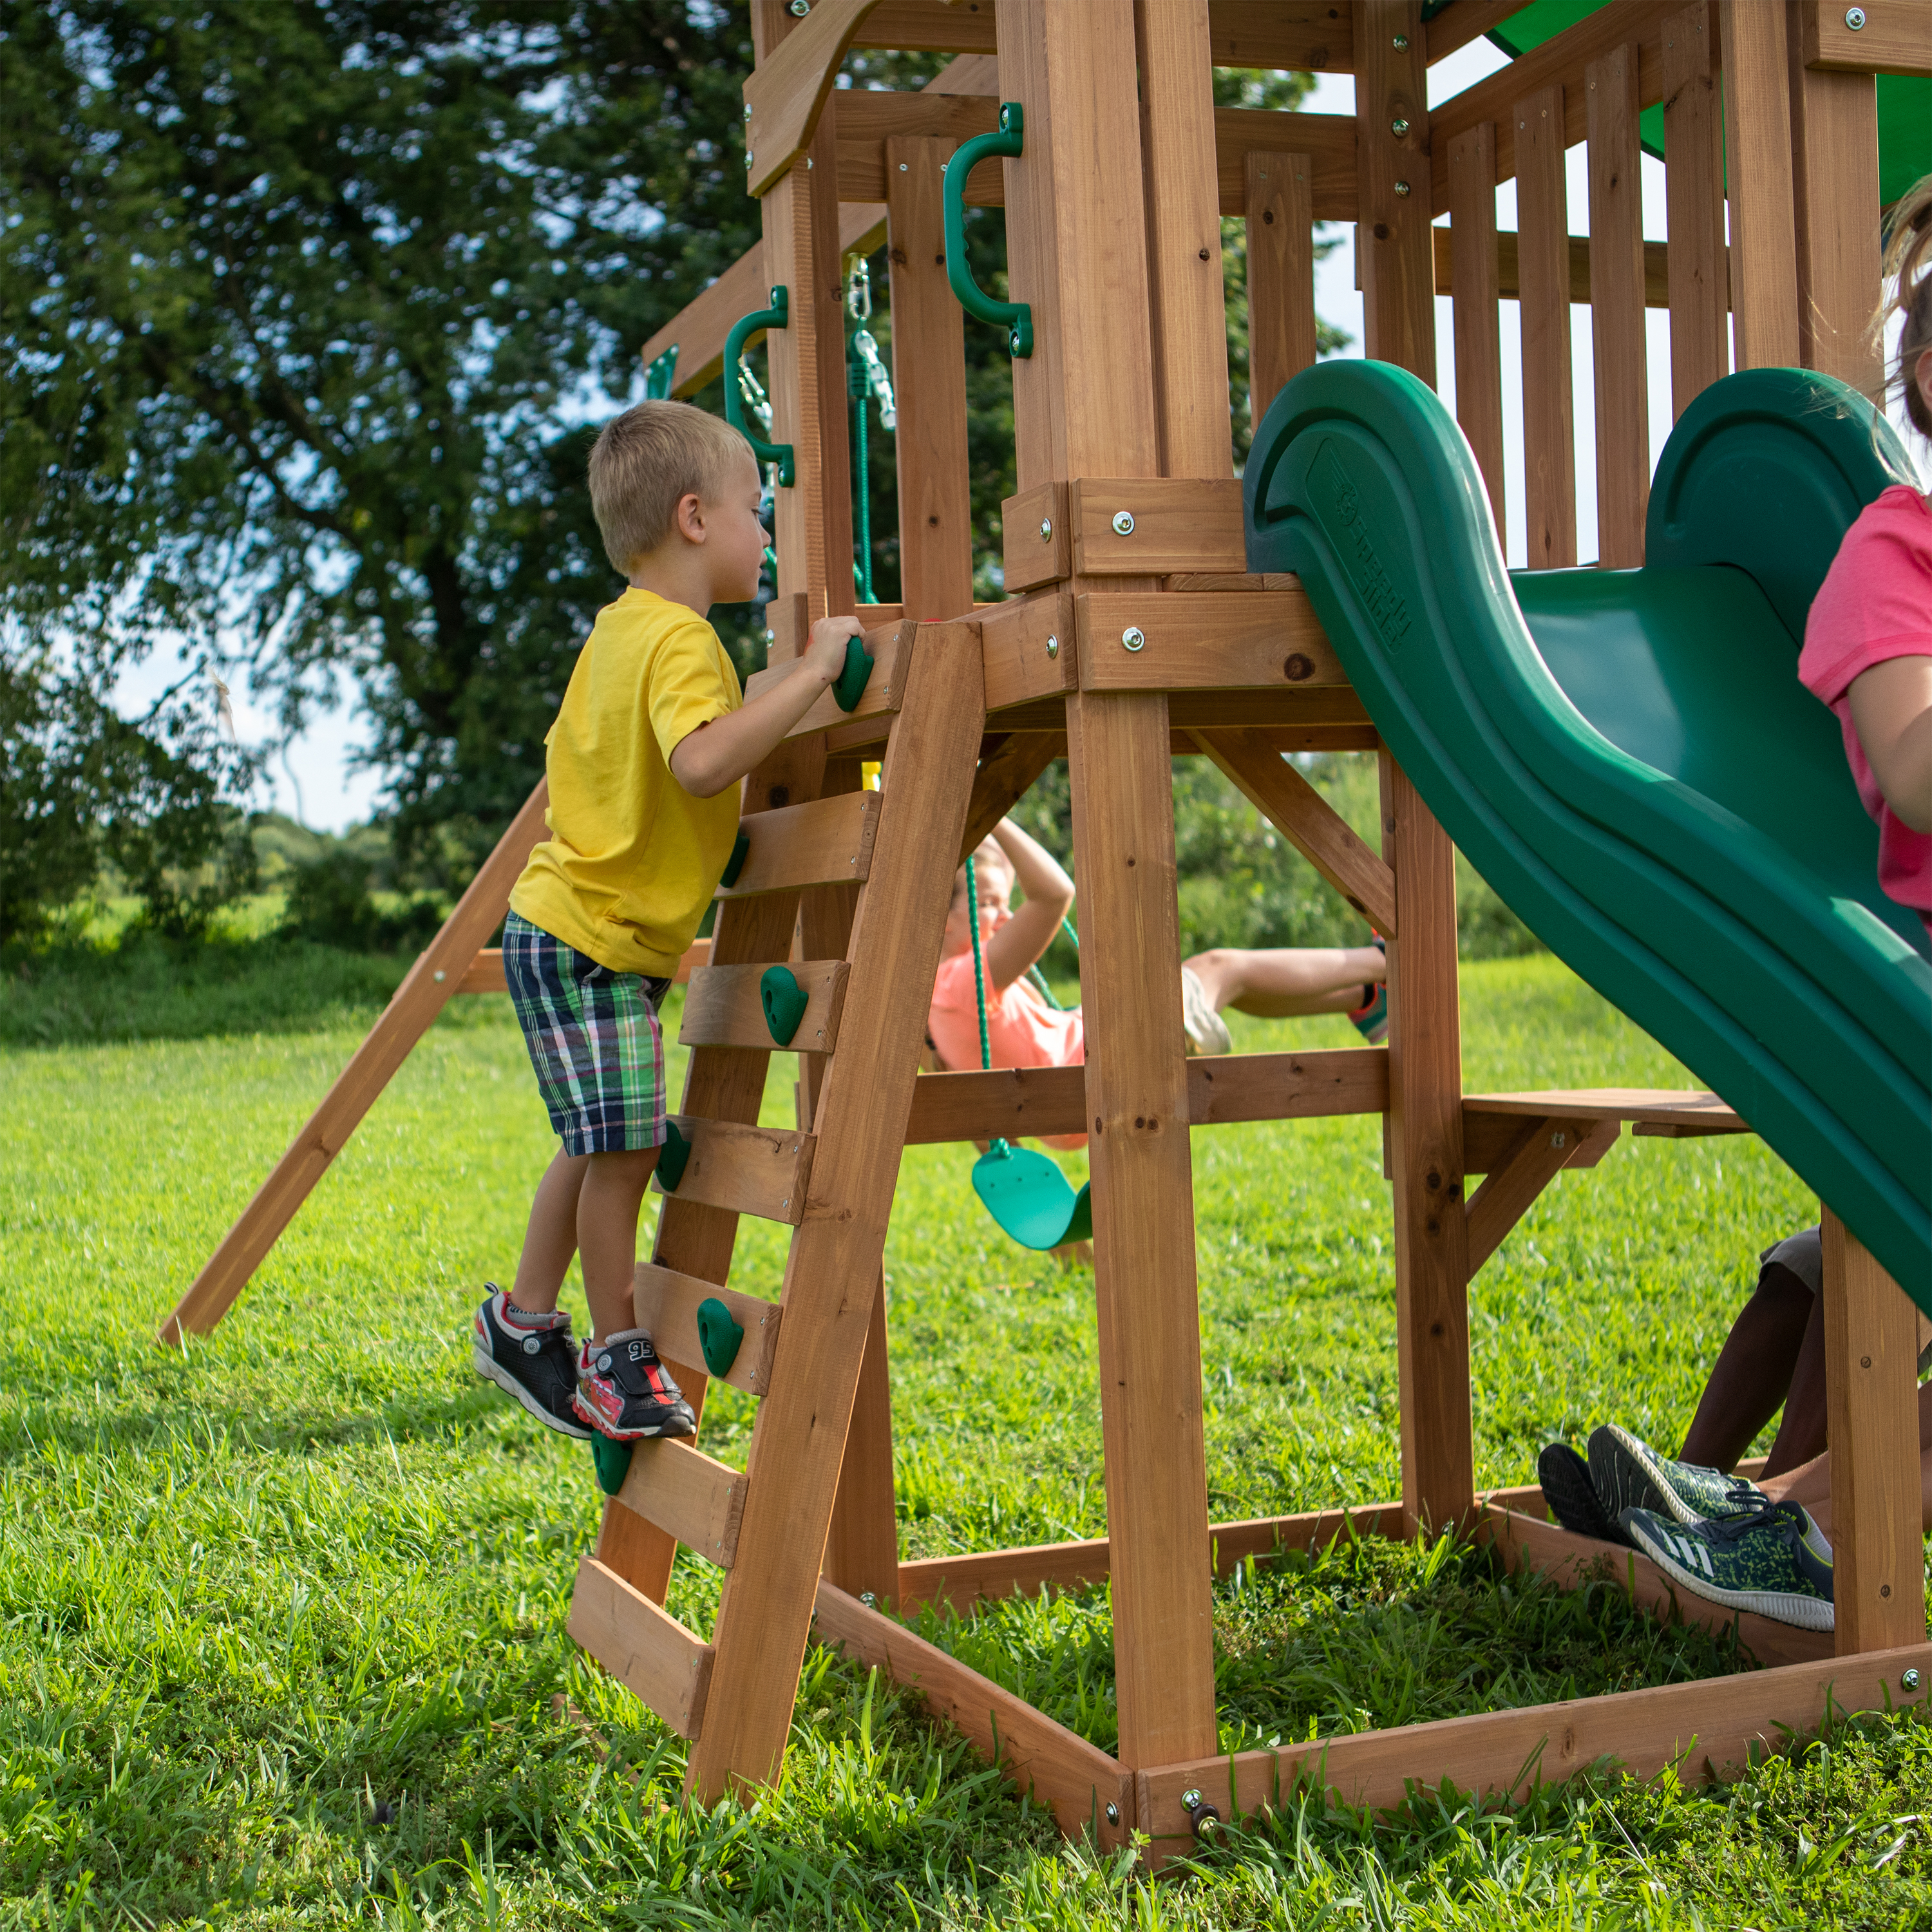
[1183, 944, 1387, 1018]
[1758, 1382, 1932, 1541]
[510, 1147, 591, 1314]
[1677, 1258, 1816, 1472]
[576, 1146, 661, 1345]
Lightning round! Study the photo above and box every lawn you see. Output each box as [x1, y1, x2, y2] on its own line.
[5, 951, 1931, 1928]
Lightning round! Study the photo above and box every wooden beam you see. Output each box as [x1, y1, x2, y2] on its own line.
[1662, 3, 1729, 421]
[1426, 0, 1546, 60]
[745, 0, 890, 196]
[1427, 225, 1719, 310]
[714, 791, 880, 898]
[1244, 150, 1318, 427]
[679, 960, 851, 1054]
[657, 1117, 815, 1225]
[1588, 42, 1651, 569]
[568, 1557, 714, 1741]
[1075, 589, 1345, 692]
[958, 731, 1065, 863]
[634, 1264, 782, 1397]
[1464, 1086, 1743, 1125]
[1517, 80, 1577, 569]
[1719, 0, 1802, 368]
[980, 595, 1076, 710]
[1356, 0, 1435, 383]
[1190, 728, 1398, 936]
[852, 0, 998, 52]
[1069, 477, 1246, 576]
[156, 782, 552, 1345]
[1448, 124, 1506, 537]
[613, 1437, 750, 1570]
[743, 618, 917, 741]
[1465, 1115, 1605, 1273]
[1823, 1209, 1927, 1656]
[1801, 0, 1932, 73]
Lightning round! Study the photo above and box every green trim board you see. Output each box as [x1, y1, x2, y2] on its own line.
[1245, 361, 1931, 1305]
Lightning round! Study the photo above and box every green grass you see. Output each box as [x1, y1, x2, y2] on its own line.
[6, 954, 1932, 1927]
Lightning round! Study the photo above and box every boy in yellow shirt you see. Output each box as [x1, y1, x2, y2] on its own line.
[472, 401, 855, 1443]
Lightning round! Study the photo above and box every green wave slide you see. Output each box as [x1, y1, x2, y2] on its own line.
[1245, 363, 1931, 1307]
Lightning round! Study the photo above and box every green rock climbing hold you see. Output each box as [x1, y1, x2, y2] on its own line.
[591, 1433, 633, 1497]
[720, 828, 750, 888]
[760, 965, 810, 1045]
[696, 1296, 746, 1378]
[832, 633, 874, 713]
[657, 1121, 692, 1192]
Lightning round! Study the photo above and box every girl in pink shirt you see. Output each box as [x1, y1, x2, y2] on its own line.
[1798, 177, 1932, 942]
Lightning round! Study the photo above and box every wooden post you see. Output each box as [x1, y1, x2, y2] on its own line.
[687, 625, 986, 1802]
[1381, 752, 1472, 1536]
[1356, 0, 1435, 383]
[1244, 151, 1317, 428]
[1718, 0, 1801, 370]
[999, 0, 1218, 1772]
[886, 135, 976, 621]
[157, 781, 553, 1345]
[1822, 1209, 1926, 1656]
[1447, 124, 1505, 537]
[1587, 43, 1649, 569]
[1662, 2, 1728, 419]
[1786, 9, 1884, 393]
[1515, 82, 1577, 570]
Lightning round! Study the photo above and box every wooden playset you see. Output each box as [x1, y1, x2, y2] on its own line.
[166, 0, 1932, 1870]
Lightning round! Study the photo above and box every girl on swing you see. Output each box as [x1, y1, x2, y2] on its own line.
[927, 819, 1392, 1117]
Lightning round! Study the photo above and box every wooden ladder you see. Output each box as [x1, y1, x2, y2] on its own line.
[565, 616, 987, 1799]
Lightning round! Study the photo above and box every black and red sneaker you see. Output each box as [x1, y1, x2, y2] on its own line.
[573, 1328, 697, 1441]
[473, 1287, 592, 1439]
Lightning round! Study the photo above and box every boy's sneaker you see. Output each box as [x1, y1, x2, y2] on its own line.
[1588, 1423, 1768, 1528]
[1621, 1497, 1835, 1630]
[1537, 1442, 1629, 1545]
[573, 1328, 697, 1442]
[473, 1287, 592, 1440]
[1349, 937, 1390, 1044]
[1180, 966, 1233, 1056]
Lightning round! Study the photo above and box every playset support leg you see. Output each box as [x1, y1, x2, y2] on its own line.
[1822, 1209, 1926, 1656]
[1661, 1, 1727, 422]
[1244, 149, 1318, 429]
[1380, 752, 1473, 1537]
[1718, 0, 1801, 369]
[1355, 1, 1434, 384]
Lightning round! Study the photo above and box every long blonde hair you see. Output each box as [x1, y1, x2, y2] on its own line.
[1873, 173, 1932, 440]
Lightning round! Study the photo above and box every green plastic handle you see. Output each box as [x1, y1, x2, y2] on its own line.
[720, 828, 750, 889]
[943, 104, 1032, 358]
[832, 632, 873, 712]
[723, 286, 796, 486]
[695, 1297, 745, 1378]
[590, 1434, 634, 1497]
[643, 343, 678, 399]
[759, 965, 809, 1046]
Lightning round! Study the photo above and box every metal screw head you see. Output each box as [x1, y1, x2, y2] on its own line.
[1392, 32, 1410, 48]
[859, 1590, 876, 1607]
[1121, 626, 1146, 652]
[1551, 1130, 1567, 1148]
[743, 103, 753, 122]
[1105, 1801, 1121, 1824]
[1906, 1668, 1922, 1690]
[1393, 180, 1412, 198]
[1039, 517, 1053, 541]
[433, 969, 446, 983]
[789, 0, 811, 13]
[1180, 1788, 1202, 1810]
[1845, 4, 1866, 24]
[1112, 509, 1135, 535]
[744, 151, 753, 168]
[898, 161, 908, 171]
[1391, 116, 1410, 138]
[1009, 328, 1023, 354]
[1045, 634, 1059, 659]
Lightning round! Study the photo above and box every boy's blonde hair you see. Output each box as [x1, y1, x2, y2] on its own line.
[1873, 172, 1932, 440]
[588, 401, 752, 574]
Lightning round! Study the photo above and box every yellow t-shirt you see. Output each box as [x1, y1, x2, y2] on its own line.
[509, 589, 743, 976]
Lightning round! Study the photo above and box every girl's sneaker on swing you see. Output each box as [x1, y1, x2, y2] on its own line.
[1180, 965, 1233, 1056]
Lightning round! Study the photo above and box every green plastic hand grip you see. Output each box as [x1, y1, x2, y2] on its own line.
[943, 105, 1032, 358]
[723, 286, 796, 486]
[590, 1434, 633, 1497]
[720, 828, 750, 889]
[759, 965, 810, 1045]
[643, 344, 678, 399]
[695, 1296, 746, 1379]
[833, 633, 874, 712]
[656, 1121, 692, 1193]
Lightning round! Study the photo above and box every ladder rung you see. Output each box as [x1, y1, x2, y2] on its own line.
[715, 792, 879, 898]
[656, 1116, 814, 1224]
[635, 1264, 781, 1396]
[678, 960, 851, 1054]
[612, 1436, 749, 1569]
[741, 619, 914, 743]
[567, 1557, 713, 1739]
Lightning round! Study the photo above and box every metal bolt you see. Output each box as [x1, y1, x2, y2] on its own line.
[1180, 1789, 1202, 1810]
[743, 103, 752, 121]
[1121, 626, 1146, 652]
[1039, 517, 1053, 541]
[1845, 5, 1866, 24]
[1392, 32, 1410, 48]
[1392, 117, 1410, 138]
[1045, 634, 1059, 658]
[898, 161, 908, 171]
[1009, 328, 1023, 354]
[790, 0, 811, 13]
[1112, 509, 1135, 535]
[433, 969, 446, 983]
[1394, 180, 1412, 198]
[1105, 1801, 1121, 1824]
[860, 1590, 876, 1607]
[1551, 1130, 1567, 1148]
[744, 151, 753, 168]
[1906, 1668, 1922, 1690]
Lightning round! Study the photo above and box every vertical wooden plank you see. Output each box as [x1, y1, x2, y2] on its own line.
[1356, 0, 1435, 382]
[1380, 752, 1473, 1536]
[1515, 82, 1577, 570]
[1066, 685, 1218, 1769]
[1587, 43, 1649, 569]
[1244, 150, 1317, 427]
[1717, 0, 1801, 370]
[1448, 124, 1505, 538]
[1822, 1209, 1925, 1656]
[1787, 15, 1884, 393]
[886, 135, 976, 621]
[686, 625, 986, 1802]
[1662, 2, 1728, 420]
[1135, 0, 1233, 478]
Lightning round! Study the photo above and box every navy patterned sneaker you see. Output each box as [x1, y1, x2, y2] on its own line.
[1537, 1442, 1629, 1545]
[1589, 1423, 1768, 1528]
[473, 1287, 591, 1439]
[573, 1327, 697, 1442]
[1621, 1497, 1835, 1631]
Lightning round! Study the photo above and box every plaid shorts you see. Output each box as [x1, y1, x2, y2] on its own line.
[502, 911, 672, 1155]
